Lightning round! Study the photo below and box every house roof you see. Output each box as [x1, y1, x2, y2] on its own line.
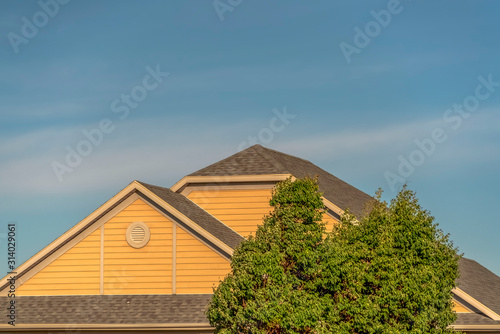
[457, 257, 500, 316]
[455, 313, 500, 326]
[0, 295, 211, 329]
[5, 258, 500, 330]
[189, 145, 373, 217]
[0, 181, 241, 293]
[2, 147, 499, 332]
[137, 181, 244, 250]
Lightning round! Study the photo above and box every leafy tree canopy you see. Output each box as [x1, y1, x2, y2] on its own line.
[207, 178, 460, 334]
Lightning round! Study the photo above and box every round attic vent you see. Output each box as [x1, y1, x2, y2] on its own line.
[126, 222, 150, 248]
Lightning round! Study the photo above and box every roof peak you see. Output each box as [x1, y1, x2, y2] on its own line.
[188, 144, 373, 217]
[248, 144, 311, 163]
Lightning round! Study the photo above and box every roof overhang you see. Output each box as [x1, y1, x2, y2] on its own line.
[171, 174, 293, 192]
[451, 324, 500, 332]
[453, 287, 500, 321]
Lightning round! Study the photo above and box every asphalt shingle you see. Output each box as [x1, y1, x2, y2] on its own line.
[455, 313, 500, 326]
[457, 257, 500, 315]
[0, 295, 211, 324]
[189, 145, 373, 217]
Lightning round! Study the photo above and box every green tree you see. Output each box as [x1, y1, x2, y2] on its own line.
[207, 178, 460, 334]
[207, 177, 329, 333]
[321, 187, 461, 333]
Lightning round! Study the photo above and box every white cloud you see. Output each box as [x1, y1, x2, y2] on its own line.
[275, 109, 500, 176]
[1, 109, 498, 197]
[0, 117, 250, 195]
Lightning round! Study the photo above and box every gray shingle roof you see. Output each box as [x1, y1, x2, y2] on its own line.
[138, 181, 244, 250]
[4, 292, 499, 327]
[0, 261, 497, 328]
[457, 257, 500, 316]
[2, 149, 499, 330]
[0, 295, 211, 325]
[455, 313, 500, 326]
[190, 145, 373, 217]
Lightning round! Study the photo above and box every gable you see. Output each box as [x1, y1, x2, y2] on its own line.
[9, 196, 230, 296]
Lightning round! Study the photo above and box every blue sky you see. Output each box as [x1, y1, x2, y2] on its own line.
[1, 0, 499, 276]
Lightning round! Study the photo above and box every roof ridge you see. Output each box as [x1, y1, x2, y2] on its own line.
[187, 144, 373, 217]
[187, 149, 248, 176]
[252, 145, 289, 174]
[137, 181, 164, 190]
[257, 145, 350, 185]
[256, 145, 315, 165]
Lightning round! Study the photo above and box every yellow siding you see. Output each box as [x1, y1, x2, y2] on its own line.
[188, 188, 338, 236]
[103, 199, 173, 294]
[322, 212, 338, 232]
[453, 300, 472, 313]
[16, 197, 235, 296]
[176, 226, 231, 294]
[188, 188, 273, 238]
[17, 229, 101, 296]
[17, 186, 340, 297]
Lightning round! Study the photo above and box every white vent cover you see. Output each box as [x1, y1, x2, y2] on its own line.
[126, 222, 150, 248]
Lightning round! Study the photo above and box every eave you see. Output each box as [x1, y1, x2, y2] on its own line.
[453, 287, 500, 321]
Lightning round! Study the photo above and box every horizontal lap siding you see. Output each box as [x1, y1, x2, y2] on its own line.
[453, 300, 472, 313]
[188, 188, 338, 236]
[17, 229, 101, 296]
[103, 199, 173, 294]
[188, 189, 273, 238]
[17, 198, 234, 296]
[175, 226, 231, 294]
[17, 188, 340, 297]
[322, 213, 338, 233]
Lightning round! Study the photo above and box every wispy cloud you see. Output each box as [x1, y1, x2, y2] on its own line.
[1, 109, 498, 197]
[276, 109, 500, 176]
[0, 117, 252, 195]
